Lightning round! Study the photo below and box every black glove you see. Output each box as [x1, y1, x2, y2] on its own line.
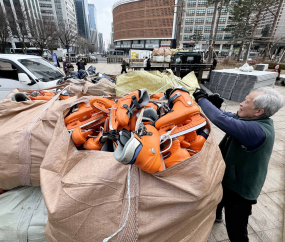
[193, 88, 208, 103]
[208, 93, 224, 109]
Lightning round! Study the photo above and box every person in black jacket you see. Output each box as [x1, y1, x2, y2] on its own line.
[76, 58, 87, 71]
[146, 57, 151, 71]
[213, 58, 218, 70]
[62, 57, 74, 76]
[121, 58, 128, 74]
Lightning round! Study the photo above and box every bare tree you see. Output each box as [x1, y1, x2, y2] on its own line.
[6, 4, 29, 54]
[262, 0, 283, 58]
[243, 0, 279, 61]
[28, 18, 58, 56]
[0, 8, 10, 53]
[213, 0, 230, 45]
[76, 36, 88, 55]
[57, 21, 78, 61]
[88, 42, 96, 53]
[224, 0, 252, 60]
[207, 0, 220, 63]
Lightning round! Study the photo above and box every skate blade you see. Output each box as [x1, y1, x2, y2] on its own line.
[159, 121, 207, 139]
[170, 121, 207, 138]
[67, 115, 104, 131]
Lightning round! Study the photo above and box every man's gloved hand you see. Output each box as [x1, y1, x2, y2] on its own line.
[208, 93, 224, 109]
[193, 88, 208, 103]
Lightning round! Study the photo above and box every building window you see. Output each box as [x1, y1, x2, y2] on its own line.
[184, 26, 193, 32]
[186, 9, 195, 15]
[221, 8, 227, 14]
[194, 26, 203, 31]
[207, 8, 214, 14]
[41, 9, 53, 13]
[195, 18, 204, 24]
[219, 17, 227, 23]
[185, 18, 194, 24]
[198, 0, 207, 6]
[206, 17, 213, 23]
[224, 34, 232, 39]
[187, 0, 196, 6]
[217, 26, 225, 31]
[42, 15, 54, 19]
[184, 35, 192, 40]
[40, 3, 52, 8]
[196, 9, 206, 15]
[146, 40, 159, 44]
[216, 34, 223, 39]
[204, 26, 211, 32]
[203, 34, 210, 39]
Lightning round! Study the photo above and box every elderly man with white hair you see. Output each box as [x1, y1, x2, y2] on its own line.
[193, 87, 284, 242]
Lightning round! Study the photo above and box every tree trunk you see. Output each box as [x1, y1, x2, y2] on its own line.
[263, 0, 283, 59]
[278, 47, 285, 63]
[213, 0, 223, 45]
[244, 9, 262, 61]
[237, 41, 244, 61]
[207, 0, 219, 63]
[67, 46, 70, 62]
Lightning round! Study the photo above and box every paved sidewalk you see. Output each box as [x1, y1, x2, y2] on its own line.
[60, 62, 284, 241]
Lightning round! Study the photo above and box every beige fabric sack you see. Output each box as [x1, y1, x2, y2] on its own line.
[157, 47, 165, 56]
[152, 48, 159, 56]
[0, 80, 115, 190]
[0, 93, 92, 190]
[164, 48, 172, 57]
[41, 113, 225, 242]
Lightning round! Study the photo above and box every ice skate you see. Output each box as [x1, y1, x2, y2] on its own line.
[90, 97, 115, 113]
[71, 127, 93, 147]
[155, 87, 206, 138]
[161, 139, 191, 168]
[114, 124, 165, 173]
[110, 89, 150, 130]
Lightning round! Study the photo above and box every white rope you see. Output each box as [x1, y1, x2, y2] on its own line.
[103, 165, 132, 242]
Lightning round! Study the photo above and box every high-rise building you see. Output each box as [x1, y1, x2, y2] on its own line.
[75, 0, 90, 39]
[39, 0, 58, 22]
[88, 3, 97, 30]
[111, 22, 114, 44]
[98, 32, 103, 53]
[113, 0, 179, 53]
[53, 0, 77, 32]
[90, 29, 98, 51]
[256, 1, 285, 38]
[0, 0, 42, 49]
[179, 0, 235, 56]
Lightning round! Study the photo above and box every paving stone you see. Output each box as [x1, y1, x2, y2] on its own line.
[256, 227, 283, 242]
[267, 191, 285, 210]
[211, 222, 229, 241]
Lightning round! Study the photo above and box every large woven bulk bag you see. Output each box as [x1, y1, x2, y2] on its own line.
[0, 81, 115, 190]
[0, 186, 47, 242]
[41, 112, 225, 242]
[164, 48, 172, 57]
[152, 48, 159, 56]
[157, 47, 165, 56]
[156, 55, 165, 62]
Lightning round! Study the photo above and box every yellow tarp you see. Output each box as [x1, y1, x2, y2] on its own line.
[115, 70, 200, 96]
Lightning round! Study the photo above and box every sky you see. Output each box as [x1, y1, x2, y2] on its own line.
[88, 0, 117, 48]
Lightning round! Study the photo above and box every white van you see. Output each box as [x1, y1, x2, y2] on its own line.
[0, 54, 65, 100]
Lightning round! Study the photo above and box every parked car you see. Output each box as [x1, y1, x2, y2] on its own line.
[0, 54, 65, 100]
